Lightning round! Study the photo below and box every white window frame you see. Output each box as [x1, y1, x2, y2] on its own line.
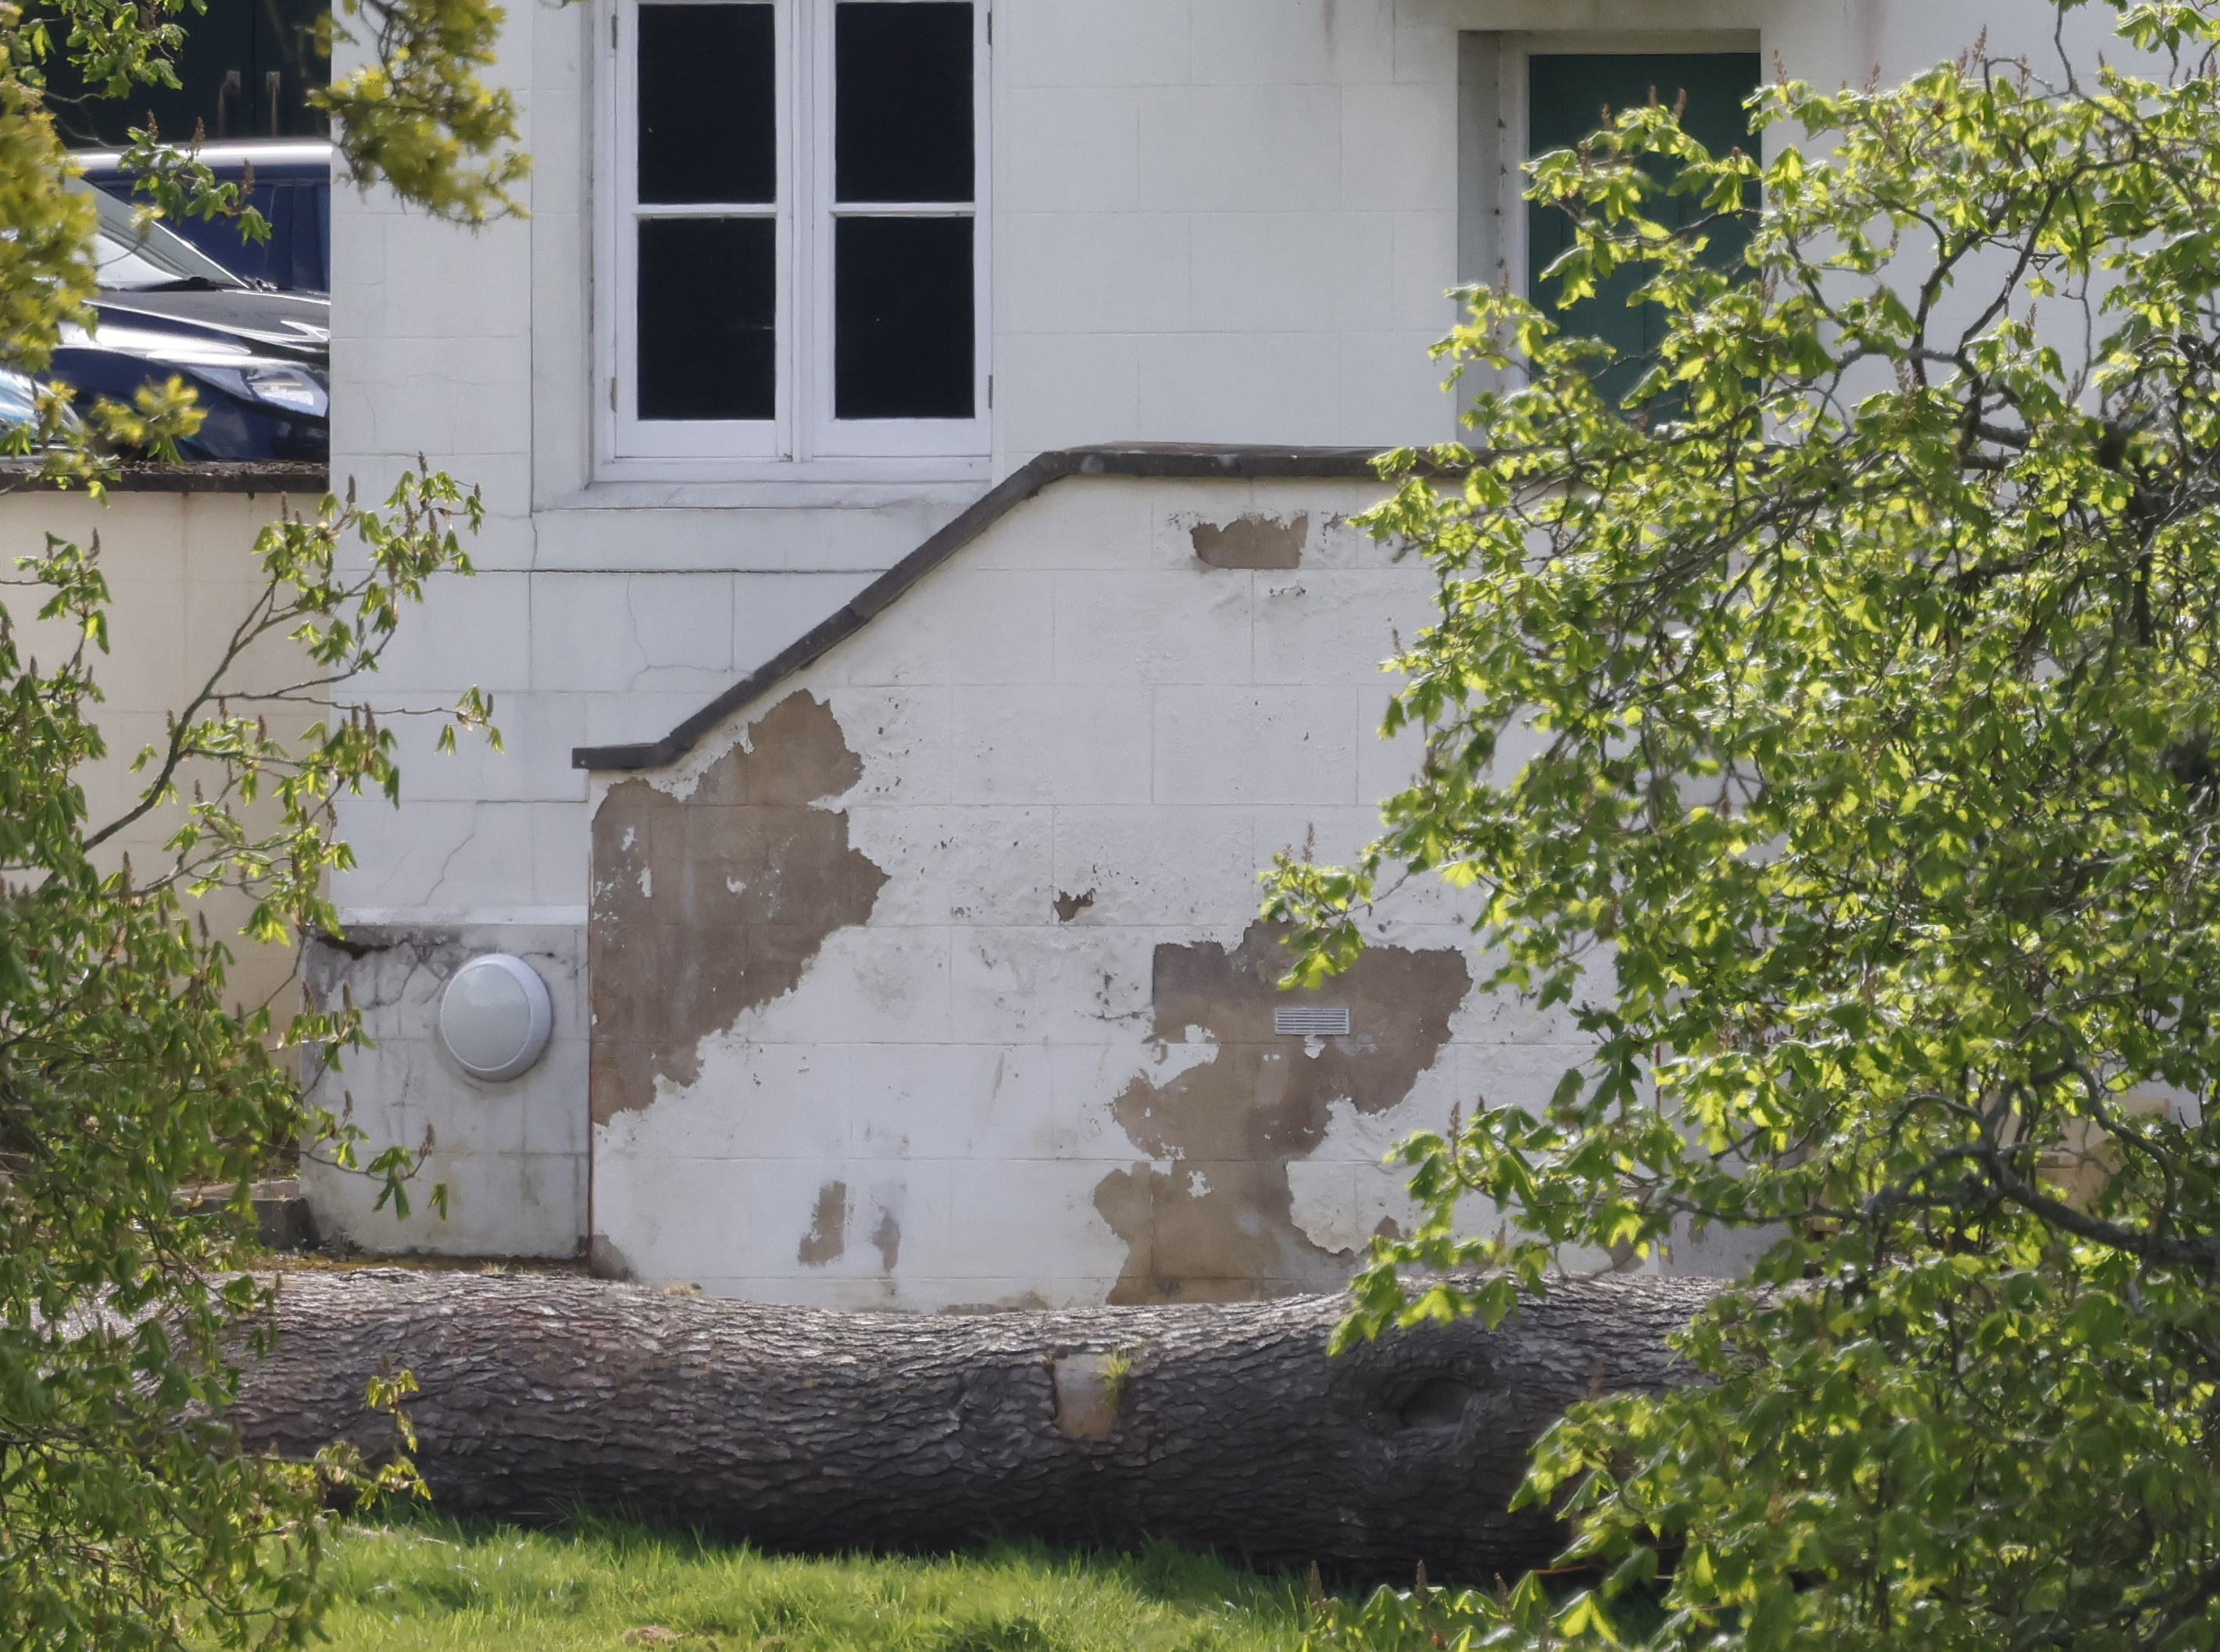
[595, 0, 992, 481]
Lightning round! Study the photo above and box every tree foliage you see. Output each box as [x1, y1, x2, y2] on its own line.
[1269, 3, 2220, 1646]
[0, 0, 517, 1646]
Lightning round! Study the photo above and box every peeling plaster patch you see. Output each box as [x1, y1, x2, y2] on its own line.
[1191, 513, 1307, 570]
[1053, 889, 1096, 923]
[799, 1181, 849, 1265]
[1093, 922, 1468, 1304]
[870, 1206, 902, 1271]
[588, 692, 890, 1125]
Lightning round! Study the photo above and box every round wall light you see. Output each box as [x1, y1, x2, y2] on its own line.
[438, 953, 553, 1082]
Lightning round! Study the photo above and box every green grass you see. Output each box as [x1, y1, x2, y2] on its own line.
[314, 1515, 1315, 1652]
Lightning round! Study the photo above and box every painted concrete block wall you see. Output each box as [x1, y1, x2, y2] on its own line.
[299, 923, 587, 1257]
[319, 0, 2081, 1261]
[581, 475, 1597, 1309]
[0, 486, 311, 1017]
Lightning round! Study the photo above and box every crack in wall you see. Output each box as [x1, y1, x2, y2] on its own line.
[588, 692, 889, 1124]
[1093, 921, 1469, 1304]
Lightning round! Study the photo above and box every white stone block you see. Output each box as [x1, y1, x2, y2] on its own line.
[1000, 0, 1191, 89]
[381, 689, 588, 807]
[584, 688, 741, 755]
[847, 803, 1056, 924]
[1001, 89, 1143, 213]
[994, 332, 1142, 456]
[840, 569, 1056, 686]
[367, 568, 534, 692]
[1135, 332, 1345, 445]
[733, 571, 878, 673]
[739, 924, 956, 1045]
[845, 1039, 1064, 1161]
[1001, 213, 1192, 334]
[1189, 212, 1395, 334]
[946, 924, 1160, 1045]
[530, 571, 737, 695]
[608, 1042, 858, 1162]
[591, 1153, 759, 1282]
[1340, 80, 1458, 208]
[1190, 0, 1396, 85]
[940, 1158, 1130, 1282]
[1049, 806, 1261, 928]
[741, 683, 953, 807]
[1339, 331, 1462, 445]
[1135, 85, 1343, 213]
[1152, 685, 1361, 805]
[1252, 568, 1432, 685]
[962, 477, 1155, 571]
[1052, 570, 1255, 684]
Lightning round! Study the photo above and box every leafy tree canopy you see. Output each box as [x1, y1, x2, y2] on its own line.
[1271, 2, 2220, 1646]
[0, 0, 517, 1648]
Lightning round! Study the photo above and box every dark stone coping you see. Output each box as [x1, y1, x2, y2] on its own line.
[0, 460, 328, 494]
[177, 1178, 320, 1252]
[573, 443, 1407, 773]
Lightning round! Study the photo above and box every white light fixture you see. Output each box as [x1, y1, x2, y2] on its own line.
[438, 953, 553, 1082]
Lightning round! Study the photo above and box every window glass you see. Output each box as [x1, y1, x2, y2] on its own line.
[1527, 53, 1759, 401]
[640, 2, 777, 205]
[638, 216, 778, 419]
[612, 0, 985, 456]
[835, 2, 974, 203]
[835, 216, 974, 419]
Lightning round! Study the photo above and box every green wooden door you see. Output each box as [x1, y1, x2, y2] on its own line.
[1527, 53, 1760, 402]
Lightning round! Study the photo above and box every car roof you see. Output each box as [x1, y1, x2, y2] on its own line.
[70, 139, 332, 177]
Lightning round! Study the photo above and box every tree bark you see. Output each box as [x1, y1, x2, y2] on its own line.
[234, 1268, 1718, 1582]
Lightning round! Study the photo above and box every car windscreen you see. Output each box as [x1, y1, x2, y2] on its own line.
[77, 184, 245, 289]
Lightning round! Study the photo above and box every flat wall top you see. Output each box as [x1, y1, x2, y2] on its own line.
[0, 461, 329, 494]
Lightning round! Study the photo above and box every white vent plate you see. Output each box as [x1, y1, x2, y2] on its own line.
[1274, 1007, 1351, 1037]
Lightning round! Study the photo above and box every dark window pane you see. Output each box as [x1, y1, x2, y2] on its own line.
[638, 216, 775, 420]
[836, 3, 973, 202]
[1527, 54, 1760, 404]
[640, 3, 776, 205]
[835, 216, 973, 419]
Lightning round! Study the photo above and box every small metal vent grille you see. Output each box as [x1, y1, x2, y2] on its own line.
[1274, 1007, 1352, 1037]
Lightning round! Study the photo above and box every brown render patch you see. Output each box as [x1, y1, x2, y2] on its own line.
[1190, 513, 1308, 569]
[798, 1181, 850, 1266]
[1093, 921, 1469, 1305]
[869, 1207, 902, 1271]
[588, 691, 890, 1125]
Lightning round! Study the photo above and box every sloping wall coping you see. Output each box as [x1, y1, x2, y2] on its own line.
[573, 443, 1417, 773]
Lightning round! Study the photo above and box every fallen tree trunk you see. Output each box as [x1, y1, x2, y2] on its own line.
[234, 1268, 1718, 1581]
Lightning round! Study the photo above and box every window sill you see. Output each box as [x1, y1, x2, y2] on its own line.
[563, 454, 992, 510]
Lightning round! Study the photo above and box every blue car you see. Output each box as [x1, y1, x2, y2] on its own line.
[72, 139, 331, 294]
[47, 183, 330, 462]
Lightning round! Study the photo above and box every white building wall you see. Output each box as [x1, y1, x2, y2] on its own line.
[2, 485, 312, 1019]
[584, 476, 1592, 1307]
[318, 0, 2084, 1261]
